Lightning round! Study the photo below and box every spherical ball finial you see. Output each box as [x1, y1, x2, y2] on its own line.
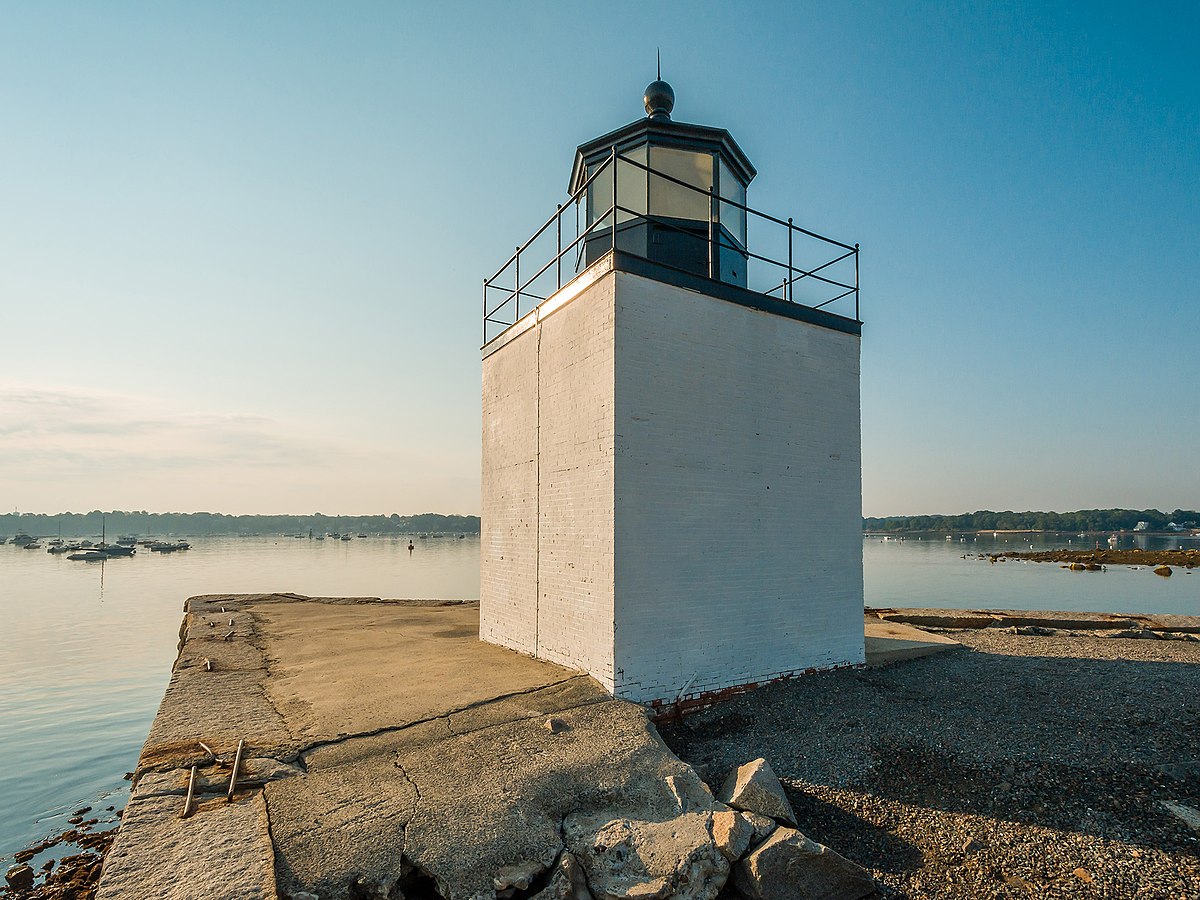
[644, 80, 674, 120]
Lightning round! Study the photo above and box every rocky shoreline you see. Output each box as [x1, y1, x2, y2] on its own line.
[2, 815, 118, 899]
[990, 547, 1199, 568]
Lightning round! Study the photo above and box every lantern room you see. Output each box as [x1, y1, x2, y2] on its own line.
[568, 79, 757, 287]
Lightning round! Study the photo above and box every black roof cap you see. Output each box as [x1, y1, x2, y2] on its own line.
[569, 112, 757, 195]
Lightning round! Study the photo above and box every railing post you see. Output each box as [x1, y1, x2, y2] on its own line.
[854, 243, 860, 321]
[514, 247, 520, 321]
[707, 186, 716, 280]
[482, 277, 486, 345]
[556, 204, 562, 290]
[611, 147, 618, 257]
[787, 218, 794, 301]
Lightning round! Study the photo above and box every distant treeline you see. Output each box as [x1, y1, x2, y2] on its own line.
[863, 509, 1199, 534]
[0, 511, 481, 538]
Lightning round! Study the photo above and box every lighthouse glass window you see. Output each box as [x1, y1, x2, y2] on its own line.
[648, 147, 713, 222]
[718, 158, 746, 247]
[587, 146, 648, 227]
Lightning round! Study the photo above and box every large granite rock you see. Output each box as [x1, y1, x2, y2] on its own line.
[711, 810, 755, 862]
[731, 827, 875, 900]
[564, 812, 728, 900]
[719, 759, 796, 826]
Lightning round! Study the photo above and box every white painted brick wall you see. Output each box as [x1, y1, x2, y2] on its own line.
[480, 278, 616, 690]
[612, 271, 864, 702]
[481, 264, 863, 704]
[480, 324, 539, 653]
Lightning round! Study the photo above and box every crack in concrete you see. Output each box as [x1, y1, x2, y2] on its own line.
[244, 610, 298, 742]
[293, 674, 598, 763]
[393, 758, 422, 864]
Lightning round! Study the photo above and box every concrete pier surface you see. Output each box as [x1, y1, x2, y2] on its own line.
[98, 595, 924, 900]
[89, 598, 1200, 899]
[93, 600, 892, 900]
[862, 617, 960, 666]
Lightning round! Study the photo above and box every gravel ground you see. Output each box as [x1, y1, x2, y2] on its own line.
[659, 632, 1200, 899]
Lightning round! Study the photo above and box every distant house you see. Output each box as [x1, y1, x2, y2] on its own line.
[1133, 521, 1150, 532]
[1166, 522, 1185, 532]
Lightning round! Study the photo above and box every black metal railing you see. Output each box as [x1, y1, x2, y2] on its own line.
[483, 147, 859, 344]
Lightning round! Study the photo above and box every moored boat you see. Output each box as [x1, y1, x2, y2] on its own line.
[150, 540, 190, 552]
[67, 550, 107, 562]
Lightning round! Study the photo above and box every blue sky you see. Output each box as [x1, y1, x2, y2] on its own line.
[1, 1, 1196, 516]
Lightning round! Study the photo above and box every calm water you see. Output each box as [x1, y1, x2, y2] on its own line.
[1, 530, 1197, 863]
[864, 532, 1199, 615]
[0, 534, 479, 864]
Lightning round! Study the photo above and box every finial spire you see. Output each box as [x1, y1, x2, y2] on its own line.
[643, 56, 674, 122]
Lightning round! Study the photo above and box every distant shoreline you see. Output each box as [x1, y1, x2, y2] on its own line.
[0, 511, 481, 540]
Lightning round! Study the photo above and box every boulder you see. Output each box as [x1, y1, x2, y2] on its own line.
[1155, 566, 1173, 577]
[6, 864, 35, 891]
[719, 759, 796, 826]
[710, 810, 755, 862]
[564, 813, 729, 900]
[731, 828, 875, 900]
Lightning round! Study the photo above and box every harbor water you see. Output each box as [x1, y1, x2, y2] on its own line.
[1, 531, 1196, 864]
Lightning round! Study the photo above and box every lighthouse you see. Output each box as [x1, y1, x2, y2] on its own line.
[480, 80, 865, 706]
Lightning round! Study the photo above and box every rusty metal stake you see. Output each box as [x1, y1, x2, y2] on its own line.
[181, 765, 197, 818]
[226, 739, 245, 801]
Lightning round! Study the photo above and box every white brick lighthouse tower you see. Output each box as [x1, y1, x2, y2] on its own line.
[480, 80, 865, 708]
